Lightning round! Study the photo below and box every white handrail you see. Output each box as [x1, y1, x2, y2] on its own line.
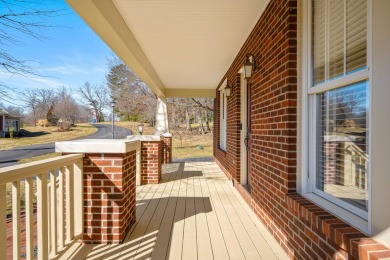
[0, 153, 84, 260]
[0, 154, 84, 185]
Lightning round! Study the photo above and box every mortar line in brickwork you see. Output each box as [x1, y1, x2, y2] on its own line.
[92, 181, 152, 259]
[106, 184, 157, 259]
[117, 163, 179, 259]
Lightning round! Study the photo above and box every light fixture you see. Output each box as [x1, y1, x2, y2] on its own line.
[138, 123, 144, 135]
[243, 53, 258, 80]
[226, 80, 236, 96]
[225, 86, 231, 97]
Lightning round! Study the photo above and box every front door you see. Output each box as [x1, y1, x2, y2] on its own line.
[240, 73, 252, 191]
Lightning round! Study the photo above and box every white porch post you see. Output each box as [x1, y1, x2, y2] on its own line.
[155, 97, 169, 135]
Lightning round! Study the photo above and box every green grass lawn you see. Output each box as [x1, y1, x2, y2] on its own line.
[171, 130, 213, 159]
[0, 124, 97, 150]
[100, 121, 213, 159]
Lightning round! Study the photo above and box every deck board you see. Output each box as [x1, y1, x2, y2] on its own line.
[73, 160, 289, 260]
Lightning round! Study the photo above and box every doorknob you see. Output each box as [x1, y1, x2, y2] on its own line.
[244, 132, 249, 151]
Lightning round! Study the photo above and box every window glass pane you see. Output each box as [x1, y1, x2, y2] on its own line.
[329, 0, 345, 79]
[312, 0, 367, 85]
[316, 82, 368, 211]
[346, 0, 367, 73]
[313, 0, 326, 85]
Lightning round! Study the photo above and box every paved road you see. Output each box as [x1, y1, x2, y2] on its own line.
[0, 124, 133, 168]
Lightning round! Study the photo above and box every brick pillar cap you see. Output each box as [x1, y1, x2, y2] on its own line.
[55, 139, 140, 154]
[162, 133, 172, 137]
[126, 135, 163, 141]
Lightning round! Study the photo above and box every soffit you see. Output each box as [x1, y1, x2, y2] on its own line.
[112, 0, 269, 91]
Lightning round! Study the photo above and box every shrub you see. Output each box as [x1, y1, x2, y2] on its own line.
[57, 121, 72, 132]
[37, 119, 49, 127]
[9, 129, 14, 139]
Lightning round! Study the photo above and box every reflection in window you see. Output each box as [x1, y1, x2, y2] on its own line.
[316, 82, 368, 211]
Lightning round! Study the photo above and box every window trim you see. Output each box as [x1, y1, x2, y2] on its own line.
[219, 79, 228, 151]
[300, 0, 372, 234]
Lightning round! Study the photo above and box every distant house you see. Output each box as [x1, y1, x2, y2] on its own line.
[0, 108, 21, 137]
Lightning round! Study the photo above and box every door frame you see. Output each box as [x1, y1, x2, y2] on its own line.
[240, 72, 248, 185]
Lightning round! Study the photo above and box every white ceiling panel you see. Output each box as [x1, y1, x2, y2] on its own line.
[112, 0, 269, 90]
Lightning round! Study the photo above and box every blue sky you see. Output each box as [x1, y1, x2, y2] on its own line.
[0, 1, 114, 106]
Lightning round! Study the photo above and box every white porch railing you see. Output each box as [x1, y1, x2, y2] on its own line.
[0, 154, 84, 260]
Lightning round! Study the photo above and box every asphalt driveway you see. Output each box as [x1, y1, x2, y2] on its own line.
[0, 124, 134, 168]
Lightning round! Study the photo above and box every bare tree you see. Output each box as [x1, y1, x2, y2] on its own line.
[21, 89, 39, 126]
[76, 105, 93, 123]
[78, 82, 108, 122]
[53, 86, 80, 125]
[185, 104, 192, 131]
[107, 56, 157, 124]
[35, 88, 57, 123]
[0, 1, 64, 101]
[197, 108, 205, 134]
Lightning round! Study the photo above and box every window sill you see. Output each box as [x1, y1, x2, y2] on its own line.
[217, 146, 227, 154]
[286, 193, 369, 257]
[302, 192, 369, 235]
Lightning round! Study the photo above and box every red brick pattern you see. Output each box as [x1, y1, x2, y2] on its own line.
[141, 141, 162, 184]
[213, 0, 390, 259]
[83, 151, 136, 243]
[163, 136, 172, 164]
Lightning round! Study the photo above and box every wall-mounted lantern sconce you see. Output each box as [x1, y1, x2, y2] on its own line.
[243, 53, 258, 80]
[225, 85, 231, 97]
[138, 123, 144, 135]
[225, 79, 236, 97]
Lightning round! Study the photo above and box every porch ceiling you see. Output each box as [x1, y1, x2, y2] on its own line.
[66, 0, 269, 98]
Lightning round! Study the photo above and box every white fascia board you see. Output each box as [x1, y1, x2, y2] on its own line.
[218, 78, 228, 91]
[66, 0, 166, 98]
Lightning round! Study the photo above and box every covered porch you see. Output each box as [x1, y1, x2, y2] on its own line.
[63, 160, 288, 259]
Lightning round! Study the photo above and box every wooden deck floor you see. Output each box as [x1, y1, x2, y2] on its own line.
[64, 160, 289, 260]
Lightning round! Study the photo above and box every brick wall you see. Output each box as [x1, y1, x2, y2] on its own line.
[163, 136, 172, 164]
[82, 151, 136, 243]
[214, 74, 242, 183]
[141, 141, 162, 184]
[213, 0, 390, 259]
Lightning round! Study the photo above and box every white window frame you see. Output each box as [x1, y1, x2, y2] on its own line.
[300, 0, 371, 234]
[219, 79, 228, 151]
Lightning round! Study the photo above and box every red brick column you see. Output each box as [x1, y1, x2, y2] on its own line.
[162, 134, 172, 164]
[323, 142, 338, 185]
[56, 139, 141, 244]
[141, 140, 162, 184]
[82, 151, 136, 243]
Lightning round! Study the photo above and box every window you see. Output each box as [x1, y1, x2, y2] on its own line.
[308, 0, 369, 220]
[5, 120, 19, 132]
[220, 89, 227, 150]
